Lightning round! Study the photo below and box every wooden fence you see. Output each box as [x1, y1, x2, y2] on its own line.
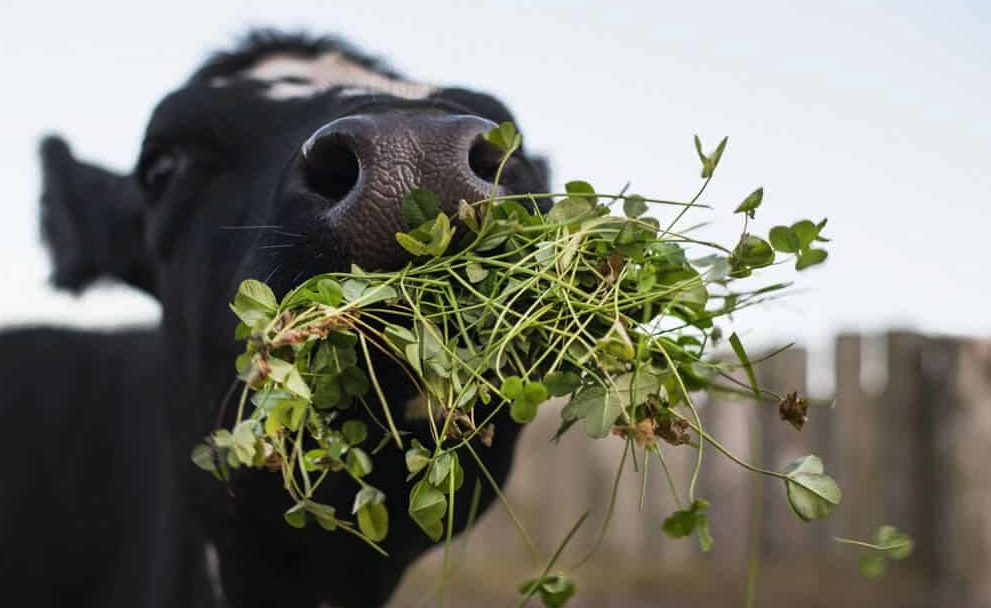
[390, 332, 991, 608]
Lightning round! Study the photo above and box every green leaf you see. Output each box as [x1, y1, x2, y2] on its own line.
[341, 278, 368, 302]
[428, 452, 454, 487]
[401, 188, 441, 229]
[729, 332, 760, 400]
[623, 195, 648, 218]
[562, 386, 623, 438]
[733, 235, 775, 267]
[783, 454, 823, 476]
[693, 135, 727, 178]
[501, 376, 524, 400]
[352, 486, 386, 514]
[662, 499, 712, 551]
[511, 398, 539, 424]
[596, 319, 636, 366]
[565, 180, 597, 204]
[696, 513, 714, 552]
[234, 322, 251, 341]
[509, 381, 548, 424]
[396, 213, 455, 257]
[357, 502, 389, 542]
[313, 375, 344, 410]
[783, 455, 841, 522]
[613, 220, 640, 246]
[875, 525, 914, 560]
[709, 136, 728, 172]
[458, 199, 480, 233]
[791, 220, 818, 249]
[396, 232, 433, 256]
[324, 436, 348, 462]
[231, 279, 277, 327]
[519, 574, 577, 608]
[341, 419, 367, 445]
[346, 447, 373, 478]
[303, 448, 327, 471]
[235, 279, 277, 312]
[232, 420, 257, 465]
[544, 371, 582, 397]
[289, 398, 308, 431]
[796, 248, 828, 270]
[191, 443, 219, 477]
[354, 284, 398, 306]
[547, 197, 594, 225]
[859, 551, 887, 578]
[284, 503, 307, 529]
[409, 481, 447, 541]
[484, 121, 520, 153]
[769, 225, 801, 253]
[266, 358, 312, 401]
[428, 452, 464, 493]
[405, 440, 432, 475]
[734, 187, 763, 218]
[306, 500, 337, 531]
[522, 382, 548, 407]
[693, 134, 708, 169]
[466, 263, 489, 283]
[264, 400, 291, 435]
[815, 218, 830, 241]
[340, 366, 370, 397]
[314, 279, 343, 307]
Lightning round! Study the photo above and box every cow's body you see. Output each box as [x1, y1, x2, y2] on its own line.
[0, 328, 187, 608]
[0, 30, 548, 607]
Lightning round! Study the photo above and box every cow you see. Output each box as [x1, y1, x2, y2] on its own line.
[0, 30, 550, 608]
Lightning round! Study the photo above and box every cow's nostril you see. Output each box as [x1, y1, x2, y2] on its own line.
[303, 134, 361, 202]
[467, 136, 505, 184]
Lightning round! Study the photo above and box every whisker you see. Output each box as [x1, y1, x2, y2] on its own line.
[264, 264, 282, 283]
[273, 230, 306, 238]
[259, 243, 297, 250]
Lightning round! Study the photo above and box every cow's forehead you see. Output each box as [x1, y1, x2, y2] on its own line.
[210, 52, 435, 101]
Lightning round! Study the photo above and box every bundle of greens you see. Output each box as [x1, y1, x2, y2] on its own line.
[192, 124, 908, 604]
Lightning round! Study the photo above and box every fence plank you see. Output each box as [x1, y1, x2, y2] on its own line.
[830, 334, 882, 560]
[756, 347, 816, 558]
[700, 374, 755, 567]
[879, 331, 932, 572]
[927, 337, 991, 608]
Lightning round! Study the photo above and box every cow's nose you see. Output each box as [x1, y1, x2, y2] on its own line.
[296, 113, 508, 270]
[301, 113, 503, 206]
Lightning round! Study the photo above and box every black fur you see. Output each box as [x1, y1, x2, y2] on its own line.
[0, 328, 188, 608]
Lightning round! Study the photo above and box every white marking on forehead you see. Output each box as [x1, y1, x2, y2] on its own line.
[213, 52, 435, 101]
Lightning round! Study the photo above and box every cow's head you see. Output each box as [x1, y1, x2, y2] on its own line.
[42, 30, 548, 345]
[40, 30, 550, 607]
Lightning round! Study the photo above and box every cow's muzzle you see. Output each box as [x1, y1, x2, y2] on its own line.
[296, 112, 507, 270]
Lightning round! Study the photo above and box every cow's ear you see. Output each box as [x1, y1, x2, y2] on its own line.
[39, 136, 157, 295]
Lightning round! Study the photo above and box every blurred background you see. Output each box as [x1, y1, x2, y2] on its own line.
[1, 1, 988, 606]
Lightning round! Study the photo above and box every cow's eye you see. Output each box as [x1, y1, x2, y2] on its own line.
[139, 149, 181, 200]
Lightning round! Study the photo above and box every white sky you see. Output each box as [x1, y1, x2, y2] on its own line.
[1, 0, 988, 364]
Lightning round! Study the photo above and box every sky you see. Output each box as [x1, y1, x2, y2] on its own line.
[0, 0, 988, 386]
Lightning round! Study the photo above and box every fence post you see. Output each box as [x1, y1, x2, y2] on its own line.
[756, 347, 817, 559]
[879, 332, 933, 572]
[700, 373, 755, 568]
[829, 333, 882, 560]
[927, 337, 991, 608]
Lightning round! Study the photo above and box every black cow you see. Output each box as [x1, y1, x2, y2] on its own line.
[1, 30, 549, 607]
